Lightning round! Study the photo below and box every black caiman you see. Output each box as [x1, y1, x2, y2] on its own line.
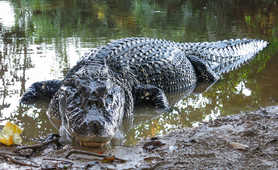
[20, 37, 268, 147]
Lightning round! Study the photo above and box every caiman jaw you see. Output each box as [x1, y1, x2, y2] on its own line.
[72, 131, 112, 147]
[78, 140, 110, 147]
[73, 135, 112, 147]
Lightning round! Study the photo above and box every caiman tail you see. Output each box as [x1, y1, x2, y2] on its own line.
[179, 39, 268, 76]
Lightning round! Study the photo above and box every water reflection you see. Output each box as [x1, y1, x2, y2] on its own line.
[0, 0, 277, 145]
[0, 1, 15, 28]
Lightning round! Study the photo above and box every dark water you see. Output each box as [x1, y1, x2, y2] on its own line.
[0, 0, 277, 146]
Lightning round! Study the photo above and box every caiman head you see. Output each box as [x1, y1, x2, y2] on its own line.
[50, 65, 129, 147]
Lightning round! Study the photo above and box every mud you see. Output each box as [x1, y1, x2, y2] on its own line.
[1, 105, 278, 169]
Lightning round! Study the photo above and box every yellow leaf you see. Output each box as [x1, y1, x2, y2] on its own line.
[0, 121, 23, 146]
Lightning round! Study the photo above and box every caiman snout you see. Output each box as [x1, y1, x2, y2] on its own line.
[87, 119, 105, 135]
[72, 118, 105, 136]
[69, 118, 113, 147]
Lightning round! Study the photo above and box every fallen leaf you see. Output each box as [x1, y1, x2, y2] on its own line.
[101, 156, 115, 163]
[0, 122, 23, 146]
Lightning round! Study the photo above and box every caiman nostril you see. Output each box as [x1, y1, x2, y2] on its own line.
[93, 86, 107, 97]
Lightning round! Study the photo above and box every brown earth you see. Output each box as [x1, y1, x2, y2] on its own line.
[1, 106, 278, 169]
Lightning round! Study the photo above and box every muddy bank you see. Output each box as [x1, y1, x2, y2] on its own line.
[1, 106, 278, 169]
[139, 106, 278, 169]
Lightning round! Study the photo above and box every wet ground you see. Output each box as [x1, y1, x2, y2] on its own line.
[1, 105, 277, 169]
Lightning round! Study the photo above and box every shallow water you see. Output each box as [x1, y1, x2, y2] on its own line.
[0, 0, 277, 146]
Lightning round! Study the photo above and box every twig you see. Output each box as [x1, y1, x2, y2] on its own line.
[0, 153, 40, 168]
[0, 151, 16, 155]
[42, 157, 74, 168]
[65, 149, 127, 163]
[65, 149, 107, 159]
[43, 157, 74, 164]
[15, 134, 60, 156]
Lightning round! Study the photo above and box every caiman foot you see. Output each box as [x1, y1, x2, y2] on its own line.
[134, 85, 170, 111]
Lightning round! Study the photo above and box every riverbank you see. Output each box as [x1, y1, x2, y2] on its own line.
[1, 105, 278, 169]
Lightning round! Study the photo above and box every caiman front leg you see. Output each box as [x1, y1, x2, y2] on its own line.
[134, 85, 169, 110]
[20, 80, 62, 104]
